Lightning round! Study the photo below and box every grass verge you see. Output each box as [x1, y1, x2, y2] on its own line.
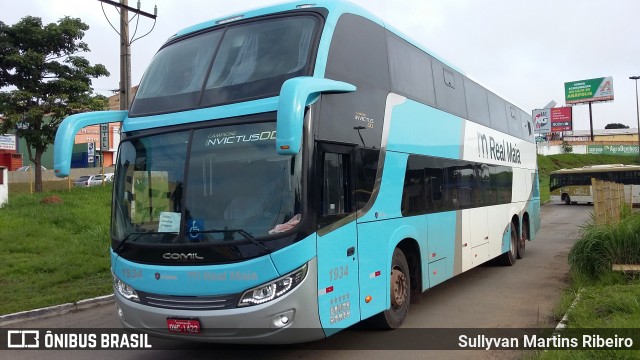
[0, 185, 113, 314]
[536, 211, 640, 359]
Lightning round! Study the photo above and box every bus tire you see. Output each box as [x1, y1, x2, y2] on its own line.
[564, 195, 571, 205]
[517, 220, 528, 259]
[369, 248, 410, 329]
[497, 222, 517, 266]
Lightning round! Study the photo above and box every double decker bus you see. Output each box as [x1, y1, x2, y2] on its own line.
[54, 0, 540, 343]
[550, 164, 640, 205]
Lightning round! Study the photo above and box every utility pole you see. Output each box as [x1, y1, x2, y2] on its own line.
[120, 0, 131, 110]
[98, 0, 157, 110]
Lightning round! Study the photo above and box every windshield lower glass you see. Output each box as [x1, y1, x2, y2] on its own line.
[112, 122, 303, 255]
[130, 14, 320, 116]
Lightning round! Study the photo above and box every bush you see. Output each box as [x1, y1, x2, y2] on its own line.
[569, 210, 640, 281]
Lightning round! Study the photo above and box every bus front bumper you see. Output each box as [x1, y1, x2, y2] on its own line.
[114, 258, 325, 344]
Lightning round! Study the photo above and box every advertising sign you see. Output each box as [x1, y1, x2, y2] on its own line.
[0, 134, 16, 150]
[532, 109, 550, 134]
[550, 107, 573, 132]
[564, 77, 614, 105]
[100, 124, 110, 151]
[587, 144, 639, 156]
[532, 107, 573, 133]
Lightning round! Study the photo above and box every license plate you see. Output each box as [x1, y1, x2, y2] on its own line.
[167, 318, 201, 334]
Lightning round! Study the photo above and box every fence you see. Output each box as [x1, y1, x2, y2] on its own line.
[7, 168, 109, 184]
[591, 178, 625, 225]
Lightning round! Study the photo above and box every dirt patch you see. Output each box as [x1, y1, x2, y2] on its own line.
[40, 195, 63, 205]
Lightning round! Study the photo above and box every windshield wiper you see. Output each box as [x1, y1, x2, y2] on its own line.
[114, 232, 150, 254]
[189, 229, 270, 252]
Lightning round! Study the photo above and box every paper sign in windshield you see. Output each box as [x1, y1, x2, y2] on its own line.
[158, 212, 181, 233]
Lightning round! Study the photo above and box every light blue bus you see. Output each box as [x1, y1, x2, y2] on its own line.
[54, 0, 540, 344]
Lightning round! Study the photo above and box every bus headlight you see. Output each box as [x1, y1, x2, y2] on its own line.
[113, 274, 139, 302]
[239, 264, 308, 307]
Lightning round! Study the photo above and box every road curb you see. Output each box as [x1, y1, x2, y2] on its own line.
[0, 295, 114, 327]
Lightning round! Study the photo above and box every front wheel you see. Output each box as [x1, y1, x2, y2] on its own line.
[369, 248, 410, 329]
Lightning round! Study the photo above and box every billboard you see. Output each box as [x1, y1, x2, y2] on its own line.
[564, 77, 614, 105]
[532, 107, 573, 134]
[587, 144, 639, 156]
[550, 107, 572, 131]
[0, 134, 16, 150]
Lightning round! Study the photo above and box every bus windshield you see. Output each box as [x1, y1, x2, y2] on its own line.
[111, 122, 303, 247]
[130, 15, 319, 116]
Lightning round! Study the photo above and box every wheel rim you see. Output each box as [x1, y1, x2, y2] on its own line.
[391, 266, 408, 309]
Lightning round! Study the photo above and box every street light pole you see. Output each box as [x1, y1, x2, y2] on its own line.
[630, 76, 640, 159]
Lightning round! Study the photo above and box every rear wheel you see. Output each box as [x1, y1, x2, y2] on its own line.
[564, 194, 571, 205]
[369, 248, 410, 329]
[517, 220, 528, 259]
[497, 222, 517, 266]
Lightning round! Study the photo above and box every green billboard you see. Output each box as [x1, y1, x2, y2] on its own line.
[587, 144, 638, 156]
[565, 77, 614, 105]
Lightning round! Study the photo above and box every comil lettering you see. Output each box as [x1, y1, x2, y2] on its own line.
[163, 253, 204, 260]
[477, 132, 521, 164]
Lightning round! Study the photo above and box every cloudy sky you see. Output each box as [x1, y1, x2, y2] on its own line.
[3, 0, 640, 131]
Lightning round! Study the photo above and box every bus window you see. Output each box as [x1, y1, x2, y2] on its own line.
[318, 145, 354, 229]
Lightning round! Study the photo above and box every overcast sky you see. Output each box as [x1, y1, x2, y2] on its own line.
[3, 0, 640, 131]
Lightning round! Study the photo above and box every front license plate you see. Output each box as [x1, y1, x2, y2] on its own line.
[167, 318, 201, 334]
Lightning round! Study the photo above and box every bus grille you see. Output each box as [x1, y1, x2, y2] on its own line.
[137, 291, 240, 310]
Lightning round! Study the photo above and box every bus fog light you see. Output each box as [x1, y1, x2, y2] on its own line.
[239, 264, 308, 307]
[272, 310, 295, 328]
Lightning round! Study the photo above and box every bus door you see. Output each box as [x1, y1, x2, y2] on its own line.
[315, 143, 361, 334]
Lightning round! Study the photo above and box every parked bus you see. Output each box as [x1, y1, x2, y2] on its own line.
[550, 164, 640, 205]
[54, 0, 540, 343]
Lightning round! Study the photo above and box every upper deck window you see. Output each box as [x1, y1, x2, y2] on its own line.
[131, 14, 321, 117]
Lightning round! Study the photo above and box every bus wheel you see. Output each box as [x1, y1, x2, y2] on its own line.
[517, 220, 528, 259]
[498, 223, 517, 266]
[564, 195, 571, 205]
[369, 248, 410, 329]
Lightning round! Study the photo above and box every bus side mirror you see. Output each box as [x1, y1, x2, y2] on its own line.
[276, 77, 356, 155]
[54, 110, 128, 177]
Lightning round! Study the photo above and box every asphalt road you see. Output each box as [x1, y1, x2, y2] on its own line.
[3, 201, 590, 360]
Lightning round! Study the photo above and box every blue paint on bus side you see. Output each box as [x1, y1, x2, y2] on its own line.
[123, 97, 279, 132]
[358, 151, 408, 223]
[501, 225, 512, 254]
[270, 234, 316, 276]
[316, 221, 360, 334]
[386, 99, 464, 159]
[357, 217, 427, 320]
[426, 211, 457, 280]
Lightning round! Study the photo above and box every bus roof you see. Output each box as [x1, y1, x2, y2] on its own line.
[551, 164, 640, 174]
[166, 0, 529, 115]
[169, 0, 462, 72]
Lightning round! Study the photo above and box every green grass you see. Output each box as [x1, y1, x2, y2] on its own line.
[534, 208, 640, 359]
[0, 185, 113, 314]
[536, 282, 640, 359]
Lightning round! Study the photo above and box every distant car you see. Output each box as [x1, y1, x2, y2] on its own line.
[74, 173, 114, 187]
[88, 173, 114, 186]
[74, 175, 96, 187]
[15, 165, 47, 171]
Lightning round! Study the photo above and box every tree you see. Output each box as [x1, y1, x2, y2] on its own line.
[605, 123, 629, 129]
[0, 16, 109, 192]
